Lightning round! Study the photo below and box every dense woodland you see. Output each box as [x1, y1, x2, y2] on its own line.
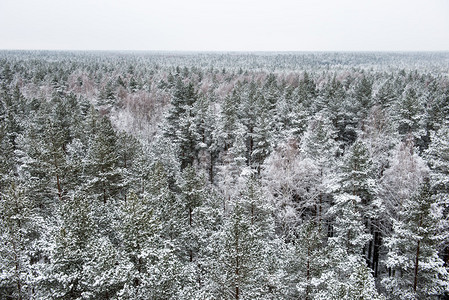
[1, 51, 449, 299]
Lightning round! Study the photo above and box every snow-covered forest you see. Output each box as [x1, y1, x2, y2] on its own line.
[1, 50, 449, 299]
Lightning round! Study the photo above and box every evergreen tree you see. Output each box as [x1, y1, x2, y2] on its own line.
[297, 71, 317, 110]
[317, 194, 383, 300]
[84, 116, 122, 203]
[300, 114, 340, 229]
[382, 180, 449, 299]
[82, 236, 127, 299]
[0, 123, 15, 190]
[426, 122, 449, 204]
[116, 131, 141, 199]
[340, 140, 375, 205]
[425, 123, 449, 267]
[118, 191, 179, 299]
[375, 77, 398, 108]
[220, 90, 240, 152]
[393, 83, 425, 140]
[251, 95, 272, 174]
[300, 113, 339, 168]
[0, 182, 36, 300]
[283, 221, 324, 299]
[194, 95, 219, 182]
[340, 139, 387, 276]
[43, 192, 95, 299]
[164, 77, 199, 169]
[238, 81, 259, 168]
[98, 80, 116, 107]
[210, 177, 280, 299]
[354, 75, 373, 120]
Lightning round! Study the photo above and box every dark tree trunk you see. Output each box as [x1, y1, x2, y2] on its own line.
[414, 240, 420, 292]
[413, 213, 423, 292]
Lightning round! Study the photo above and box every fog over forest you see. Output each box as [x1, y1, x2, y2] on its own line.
[0, 51, 448, 299]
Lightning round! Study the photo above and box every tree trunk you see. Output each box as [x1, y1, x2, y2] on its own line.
[54, 155, 62, 201]
[101, 166, 107, 203]
[372, 230, 380, 277]
[306, 245, 310, 300]
[189, 206, 193, 262]
[413, 213, 423, 292]
[13, 238, 22, 300]
[413, 240, 420, 292]
[235, 222, 240, 300]
[56, 173, 62, 201]
[318, 194, 322, 232]
[12, 194, 23, 300]
[367, 222, 373, 267]
[248, 126, 253, 167]
[251, 203, 254, 226]
[209, 152, 214, 183]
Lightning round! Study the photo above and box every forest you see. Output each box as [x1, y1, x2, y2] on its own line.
[0, 50, 448, 299]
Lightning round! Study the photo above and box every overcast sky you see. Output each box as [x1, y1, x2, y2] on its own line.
[1, 0, 448, 51]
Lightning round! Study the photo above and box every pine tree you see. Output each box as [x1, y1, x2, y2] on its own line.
[251, 96, 272, 175]
[98, 80, 116, 107]
[148, 161, 182, 243]
[284, 220, 325, 299]
[273, 88, 303, 139]
[219, 90, 240, 152]
[82, 236, 127, 299]
[164, 77, 199, 169]
[42, 112, 69, 202]
[176, 168, 224, 298]
[425, 123, 449, 268]
[177, 106, 200, 169]
[354, 75, 373, 121]
[117, 191, 176, 299]
[84, 116, 122, 203]
[116, 131, 141, 199]
[15, 122, 57, 211]
[297, 71, 317, 110]
[382, 180, 449, 299]
[43, 192, 95, 299]
[178, 166, 208, 263]
[0, 123, 15, 190]
[300, 114, 340, 229]
[194, 95, 219, 183]
[340, 140, 375, 205]
[340, 139, 387, 276]
[116, 163, 185, 299]
[0, 182, 36, 300]
[300, 113, 339, 168]
[210, 177, 279, 299]
[316, 194, 383, 300]
[426, 122, 449, 204]
[375, 77, 397, 108]
[238, 81, 259, 168]
[218, 122, 249, 192]
[393, 83, 425, 140]
[347, 263, 386, 300]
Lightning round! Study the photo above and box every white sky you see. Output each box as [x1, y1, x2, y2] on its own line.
[0, 0, 448, 51]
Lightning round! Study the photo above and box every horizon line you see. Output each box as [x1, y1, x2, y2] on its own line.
[1, 49, 449, 54]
